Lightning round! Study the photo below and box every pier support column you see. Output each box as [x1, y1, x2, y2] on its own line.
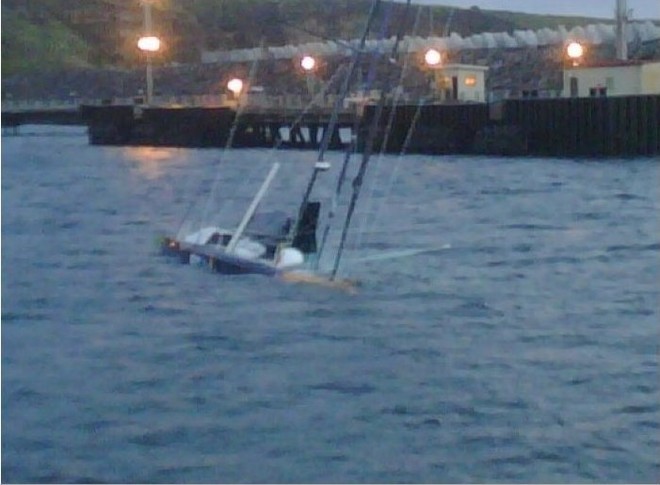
[309, 124, 320, 148]
[268, 124, 281, 144]
[328, 125, 343, 149]
[290, 125, 305, 147]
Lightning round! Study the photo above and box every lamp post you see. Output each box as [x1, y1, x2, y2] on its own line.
[138, 0, 160, 105]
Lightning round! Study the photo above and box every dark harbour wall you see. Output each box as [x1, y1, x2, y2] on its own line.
[81, 105, 236, 147]
[80, 104, 352, 150]
[78, 95, 660, 157]
[362, 104, 490, 155]
[499, 95, 660, 157]
[364, 95, 660, 158]
[1, 109, 83, 130]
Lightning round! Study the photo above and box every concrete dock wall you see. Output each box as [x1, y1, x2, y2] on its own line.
[50, 95, 660, 158]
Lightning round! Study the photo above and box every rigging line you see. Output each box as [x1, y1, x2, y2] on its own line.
[368, 50, 429, 238]
[211, 64, 348, 195]
[317, 0, 381, 162]
[276, 14, 430, 59]
[330, 0, 412, 280]
[366, 1, 394, 88]
[376, 88, 427, 217]
[354, 2, 420, 251]
[285, 0, 383, 251]
[381, 97, 425, 204]
[315, 0, 398, 269]
[215, 62, 345, 240]
[313, 130, 356, 270]
[198, 41, 265, 235]
[265, 63, 349, 155]
[175, 41, 264, 241]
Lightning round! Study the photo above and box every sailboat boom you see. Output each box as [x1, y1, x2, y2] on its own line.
[226, 162, 281, 253]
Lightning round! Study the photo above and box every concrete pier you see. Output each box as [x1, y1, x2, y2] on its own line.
[4, 95, 658, 157]
[1, 108, 83, 131]
[80, 104, 356, 150]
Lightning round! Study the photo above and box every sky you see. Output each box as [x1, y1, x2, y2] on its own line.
[398, 0, 659, 20]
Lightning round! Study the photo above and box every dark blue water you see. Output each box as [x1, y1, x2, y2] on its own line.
[2, 126, 659, 483]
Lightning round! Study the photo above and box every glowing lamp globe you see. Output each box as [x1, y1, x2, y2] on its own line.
[566, 41, 584, 60]
[138, 36, 161, 52]
[227, 78, 244, 95]
[424, 48, 442, 67]
[301, 55, 316, 71]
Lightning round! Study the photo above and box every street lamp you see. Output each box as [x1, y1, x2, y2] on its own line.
[566, 41, 584, 66]
[300, 55, 316, 72]
[424, 48, 442, 67]
[227, 78, 244, 97]
[138, 36, 161, 52]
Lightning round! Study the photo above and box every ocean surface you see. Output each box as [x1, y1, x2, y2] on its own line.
[2, 126, 659, 483]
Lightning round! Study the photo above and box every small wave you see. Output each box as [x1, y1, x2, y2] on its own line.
[606, 242, 660, 253]
[480, 187, 552, 196]
[395, 290, 444, 300]
[564, 376, 594, 386]
[1, 311, 48, 322]
[485, 453, 531, 467]
[309, 381, 376, 396]
[141, 304, 187, 317]
[447, 299, 503, 318]
[123, 219, 149, 226]
[511, 255, 582, 268]
[504, 223, 564, 231]
[530, 449, 565, 463]
[574, 211, 605, 221]
[617, 307, 654, 317]
[77, 419, 117, 434]
[404, 417, 443, 429]
[513, 243, 533, 253]
[129, 426, 188, 448]
[615, 403, 660, 415]
[58, 220, 81, 230]
[635, 420, 660, 429]
[186, 333, 229, 351]
[305, 307, 336, 318]
[615, 193, 645, 201]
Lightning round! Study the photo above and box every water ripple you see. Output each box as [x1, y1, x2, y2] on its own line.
[2, 134, 658, 483]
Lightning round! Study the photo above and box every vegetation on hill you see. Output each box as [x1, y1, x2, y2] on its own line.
[2, 0, 613, 77]
[1, 7, 92, 75]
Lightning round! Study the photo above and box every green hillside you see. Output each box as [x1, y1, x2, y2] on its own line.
[1, 8, 92, 75]
[1, 0, 613, 77]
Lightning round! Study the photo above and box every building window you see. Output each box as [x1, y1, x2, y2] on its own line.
[464, 76, 477, 87]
